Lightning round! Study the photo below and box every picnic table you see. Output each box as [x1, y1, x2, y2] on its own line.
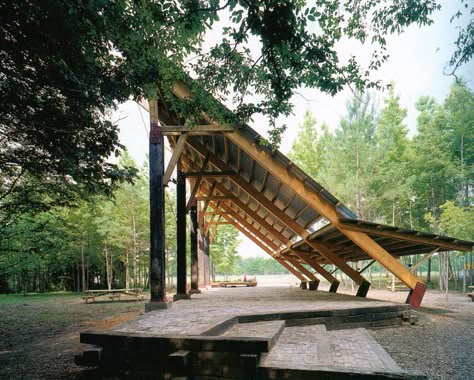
[211, 281, 257, 288]
[82, 288, 144, 303]
[467, 286, 474, 302]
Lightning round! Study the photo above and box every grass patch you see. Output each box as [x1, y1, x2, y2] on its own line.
[0, 291, 80, 306]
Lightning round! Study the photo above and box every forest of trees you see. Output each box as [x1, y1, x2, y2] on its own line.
[1, 81, 471, 294]
[288, 81, 474, 289]
[1, 1, 472, 294]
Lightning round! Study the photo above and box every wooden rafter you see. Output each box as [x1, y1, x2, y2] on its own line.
[273, 257, 307, 281]
[185, 171, 236, 178]
[161, 125, 235, 135]
[195, 196, 236, 201]
[209, 201, 281, 251]
[182, 156, 289, 247]
[291, 250, 338, 284]
[225, 130, 421, 290]
[186, 138, 369, 290]
[283, 255, 317, 281]
[163, 133, 187, 185]
[186, 153, 210, 211]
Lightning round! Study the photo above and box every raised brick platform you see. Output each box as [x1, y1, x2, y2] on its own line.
[76, 287, 427, 379]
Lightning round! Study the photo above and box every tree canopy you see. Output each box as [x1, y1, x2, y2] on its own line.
[1, 1, 472, 224]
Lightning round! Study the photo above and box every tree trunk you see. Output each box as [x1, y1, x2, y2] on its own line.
[427, 257, 432, 282]
[125, 249, 130, 289]
[81, 243, 86, 293]
[438, 253, 444, 291]
[132, 210, 138, 289]
[104, 243, 112, 291]
[463, 255, 467, 293]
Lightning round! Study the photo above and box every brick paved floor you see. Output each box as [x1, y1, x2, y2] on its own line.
[112, 287, 399, 336]
[94, 287, 417, 377]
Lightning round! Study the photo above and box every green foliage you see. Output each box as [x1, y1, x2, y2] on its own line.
[320, 92, 378, 218]
[210, 225, 241, 275]
[289, 81, 474, 237]
[445, 1, 474, 76]
[371, 85, 413, 226]
[1, 0, 467, 223]
[288, 111, 327, 179]
[426, 201, 474, 240]
[235, 256, 289, 275]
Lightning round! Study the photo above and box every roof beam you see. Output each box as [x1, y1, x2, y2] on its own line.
[340, 221, 472, 252]
[273, 257, 307, 281]
[185, 153, 210, 211]
[182, 155, 289, 247]
[163, 133, 187, 185]
[291, 250, 339, 286]
[210, 201, 281, 251]
[218, 210, 278, 253]
[161, 125, 235, 135]
[185, 171, 237, 178]
[186, 138, 369, 293]
[282, 255, 318, 281]
[195, 196, 236, 201]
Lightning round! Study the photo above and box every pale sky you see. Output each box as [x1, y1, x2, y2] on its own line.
[115, 1, 473, 259]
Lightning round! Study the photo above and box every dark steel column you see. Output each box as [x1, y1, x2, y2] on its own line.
[149, 118, 166, 303]
[189, 201, 200, 293]
[176, 170, 187, 295]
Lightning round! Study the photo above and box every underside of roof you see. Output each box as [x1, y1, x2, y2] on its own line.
[170, 133, 473, 260]
[154, 79, 473, 306]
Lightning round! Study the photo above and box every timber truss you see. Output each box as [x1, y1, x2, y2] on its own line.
[149, 81, 473, 310]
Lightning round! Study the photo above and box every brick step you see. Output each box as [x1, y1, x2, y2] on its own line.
[236, 305, 411, 330]
[221, 320, 285, 341]
[260, 326, 427, 380]
[286, 311, 407, 329]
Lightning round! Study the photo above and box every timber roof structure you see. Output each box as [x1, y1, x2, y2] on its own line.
[153, 79, 473, 307]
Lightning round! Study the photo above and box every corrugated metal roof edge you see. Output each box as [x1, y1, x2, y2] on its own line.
[340, 218, 474, 250]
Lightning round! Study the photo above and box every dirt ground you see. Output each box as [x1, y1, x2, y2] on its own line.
[0, 286, 472, 380]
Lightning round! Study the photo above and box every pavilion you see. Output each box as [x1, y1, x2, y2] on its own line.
[145, 80, 473, 311]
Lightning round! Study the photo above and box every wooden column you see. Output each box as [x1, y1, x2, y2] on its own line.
[198, 229, 206, 288]
[175, 169, 188, 299]
[189, 201, 200, 294]
[204, 234, 211, 287]
[148, 99, 167, 306]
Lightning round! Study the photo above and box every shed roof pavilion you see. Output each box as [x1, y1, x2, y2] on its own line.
[146, 80, 474, 311]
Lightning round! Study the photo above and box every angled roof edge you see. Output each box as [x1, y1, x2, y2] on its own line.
[170, 79, 358, 221]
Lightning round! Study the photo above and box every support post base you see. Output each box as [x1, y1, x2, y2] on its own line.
[173, 293, 191, 301]
[188, 289, 201, 294]
[308, 280, 319, 290]
[329, 280, 340, 293]
[406, 282, 427, 310]
[145, 301, 172, 312]
[300, 281, 307, 289]
[356, 280, 371, 297]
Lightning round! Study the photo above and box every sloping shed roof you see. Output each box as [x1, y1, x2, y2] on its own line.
[156, 79, 473, 305]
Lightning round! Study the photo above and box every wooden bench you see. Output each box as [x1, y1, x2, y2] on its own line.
[82, 288, 144, 303]
[211, 281, 257, 288]
[466, 286, 474, 302]
[386, 281, 409, 292]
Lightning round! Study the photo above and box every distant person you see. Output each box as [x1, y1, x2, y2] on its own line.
[243, 273, 247, 282]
